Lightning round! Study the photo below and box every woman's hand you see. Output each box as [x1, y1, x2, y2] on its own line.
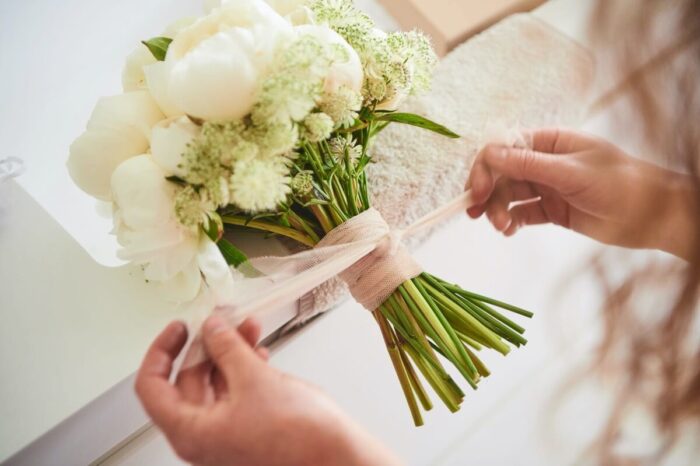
[468, 128, 698, 259]
[135, 316, 401, 466]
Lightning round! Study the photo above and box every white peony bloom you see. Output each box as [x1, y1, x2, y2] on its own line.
[147, 0, 293, 121]
[144, 61, 184, 118]
[111, 154, 203, 302]
[295, 25, 363, 94]
[68, 91, 165, 201]
[151, 116, 201, 177]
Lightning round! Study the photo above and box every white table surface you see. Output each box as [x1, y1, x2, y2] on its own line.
[2, 0, 696, 465]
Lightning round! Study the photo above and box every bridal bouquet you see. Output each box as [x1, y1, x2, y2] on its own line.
[68, 0, 532, 425]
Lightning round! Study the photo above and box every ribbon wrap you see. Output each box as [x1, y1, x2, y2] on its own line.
[317, 207, 422, 311]
[178, 189, 476, 371]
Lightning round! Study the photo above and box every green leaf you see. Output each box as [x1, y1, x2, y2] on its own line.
[165, 175, 186, 185]
[141, 36, 172, 61]
[217, 238, 248, 267]
[376, 112, 461, 138]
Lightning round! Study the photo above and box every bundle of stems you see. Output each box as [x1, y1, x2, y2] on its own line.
[221, 111, 532, 425]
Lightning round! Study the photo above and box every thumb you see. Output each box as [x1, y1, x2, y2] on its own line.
[482, 144, 572, 191]
[202, 315, 257, 383]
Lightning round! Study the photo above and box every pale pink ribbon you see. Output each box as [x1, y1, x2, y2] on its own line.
[177, 189, 477, 371]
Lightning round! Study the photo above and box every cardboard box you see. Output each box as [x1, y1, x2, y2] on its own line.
[378, 0, 546, 56]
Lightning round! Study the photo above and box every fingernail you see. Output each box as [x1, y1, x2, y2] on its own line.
[204, 315, 227, 335]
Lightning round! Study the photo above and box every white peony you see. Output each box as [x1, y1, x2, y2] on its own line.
[151, 116, 201, 177]
[67, 91, 165, 201]
[111, 154, 204, 302]
[146, 0, 293, 121]
[295, 25, 363, 94]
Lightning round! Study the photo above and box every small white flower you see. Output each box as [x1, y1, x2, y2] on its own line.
[230, 157, 291, 211]
[302, 112, 334, 142]
[319, 85, 362, 127]
[67, 91, 165, 201]
[151, 116, 201, 177]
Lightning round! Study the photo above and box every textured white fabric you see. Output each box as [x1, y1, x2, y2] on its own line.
[289, 13, 595, 328]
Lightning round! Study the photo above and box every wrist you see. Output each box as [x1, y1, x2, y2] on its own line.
[313, 417, 402, 466]
[655, 173, 699, 261]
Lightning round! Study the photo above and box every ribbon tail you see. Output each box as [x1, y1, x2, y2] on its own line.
[404, 189, 476, 236]
[177, 240, 378, 371]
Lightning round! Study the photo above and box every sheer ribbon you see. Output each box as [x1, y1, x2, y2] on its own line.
[178, 189, 477, 371]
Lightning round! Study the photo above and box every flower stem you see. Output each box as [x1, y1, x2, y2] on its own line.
[374, 309, 424, 426]
[221, 216, 316, 247]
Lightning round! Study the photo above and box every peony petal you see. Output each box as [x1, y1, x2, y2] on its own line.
[150, 116, 200, 177]
[197, 237, 236, 303]
[142, 232, 200, 281]
[67, 127, 148, 201]
[157, 257, 203, 303]
[110, 154, 178, 229]
[88, 91, 165, 141]
[144, 61, 185, 118]
[168, 28, 261, 121]
[121, 46, 157, 92]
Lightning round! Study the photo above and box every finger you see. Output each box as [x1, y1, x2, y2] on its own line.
[135, 321, 192, 429]
[256, 347, 270, 362]
[484, 179, 540, 231]
[482, 144, 573, 191]
[211, 368, 229, 400]
[176, 361, 214, 404]
[237, 318, 262, 349]
[202, 315, 258, 385]
[468, 152, 496, 205]
[467, 204, 486, 218]
[485, 183, 513, 232]
[523, 128, 596, 154]
[503, 202, 549, 236]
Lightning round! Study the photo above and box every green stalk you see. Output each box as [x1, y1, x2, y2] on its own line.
[403, 343, 461, 413]
[427, 277, 528, 347]
[413, 278, 479, 381]
[432, 275, 534, 317]
[374, 309, 423, 426]
[309, 205, 335, 234]
[467, 298, 526, 334]
[286, 210, 321, 244]
[402, 282, 461, 361]
[221, 216, 316, 247]
[420, 277, 511, 355]
[383, 296, 464, 406]
[397, 337, 433, 412]
[399, 284, 479, 390]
